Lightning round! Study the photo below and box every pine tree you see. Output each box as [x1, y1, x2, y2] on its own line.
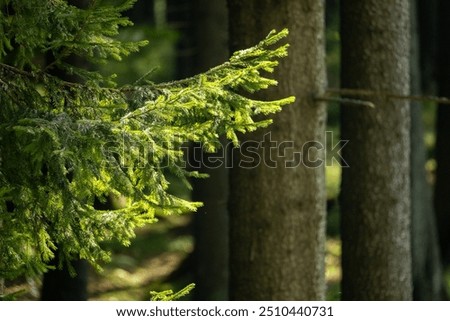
[0, 0, 294, 281]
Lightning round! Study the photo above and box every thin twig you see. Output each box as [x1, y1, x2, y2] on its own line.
[0, 62, 36, 77]
[326, 88, 450, 105]
[315, 96, 375, 108]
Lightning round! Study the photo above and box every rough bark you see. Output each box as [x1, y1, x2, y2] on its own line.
[190, 0, 230, 300]
[435, 0, 450, 266]
[228, 0, 327, 300]
[340, 0, 412, 300]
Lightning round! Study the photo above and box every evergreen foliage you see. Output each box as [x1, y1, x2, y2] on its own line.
[0, 0, 294, 280]
[150, 283, 195, 301]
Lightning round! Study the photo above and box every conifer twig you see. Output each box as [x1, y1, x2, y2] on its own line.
[326, 87, 450, 105]
[314, 95, 375, 108]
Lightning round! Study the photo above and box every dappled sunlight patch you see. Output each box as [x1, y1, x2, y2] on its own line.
[326, 238, 341, 300]
[89, 252, 187, 300]
[88, 216, 194, 300]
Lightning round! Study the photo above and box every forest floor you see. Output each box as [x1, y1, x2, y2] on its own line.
[86, 215, 342, 301]
[3, 213, 342, 300]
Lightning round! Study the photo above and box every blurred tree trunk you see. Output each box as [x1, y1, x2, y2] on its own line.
[228, 0, 327, 300]
[410, 0, 446, 300]
[418, 0, 438, 94]
[340, 0, 412, 300]
[190, 0, 230, 300]
[435, 0, 450, 266]
[127, 0, 155, 25]
[167, 0, 194, 78]
[41, 256, 88, 300]
[325, 0, 339, 23]
[166, 0, 230, 300]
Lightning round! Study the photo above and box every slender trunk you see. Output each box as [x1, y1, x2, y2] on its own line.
[418, 0, 438, 94]
[191, 0, 229, 300]
[410, 0, 446, 300]
[167, 0, 194, 79]
[435, 0, 450, 266]
[41, 256, 88, 300]
[228, 0, 327, 300]
[127, 0, 155, 25]
[340, 0, 412, 300]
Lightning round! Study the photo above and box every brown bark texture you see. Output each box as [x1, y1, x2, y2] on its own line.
[340, 0, 413, 300]
[228, 0, 327, 300]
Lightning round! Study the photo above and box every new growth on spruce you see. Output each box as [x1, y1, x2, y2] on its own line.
[0, 0, 294, 279]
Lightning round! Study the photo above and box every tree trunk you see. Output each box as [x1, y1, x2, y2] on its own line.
[167, 0, 194, 79]
[340, 0, 412, 300]
[127, 0, 155, 25]
[228, 0, 327, 300]
[166, 0, 230, 300]
[418, 0, 438, 94]
[41, 256, 88, 300]
[190, 0, 230, 300]
[435, 0, 450, 266]
[410, 0, 446, 300]
[191, 141, 230, 300]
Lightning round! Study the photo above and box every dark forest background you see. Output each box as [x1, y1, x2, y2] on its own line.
[3, 0, 450, 301]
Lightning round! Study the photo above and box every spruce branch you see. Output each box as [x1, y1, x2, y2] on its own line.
[0, 18, 294, 280]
